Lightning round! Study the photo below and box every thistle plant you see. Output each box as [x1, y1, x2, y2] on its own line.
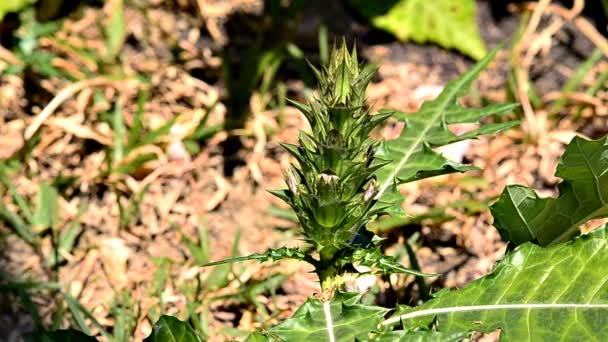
[205, 41, 521, 296]
[270, 43, 398, 290]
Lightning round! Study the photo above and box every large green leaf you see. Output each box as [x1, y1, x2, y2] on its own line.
[259, 292, 389, 341]
[374, 47, 519, 212]
[491, 136, 608, 246]
[383, 225, 608, 340]
[368, 330, 465, 342]
[0, 0, 35, 20]
[349, 0, 486, 60]
[144, 315, 202, 342]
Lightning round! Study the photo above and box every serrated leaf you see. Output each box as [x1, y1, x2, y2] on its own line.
[144, 315, 202, 342]
[349, 246, 434, 277]
[26, 329, 98, 342]
[491, 136, 608, 246]
[334, 43, 352, 104]
[383, 226, 608, 340]
[267, 292, 389, 341]
[203, 247, 314, 267]
[349, 0, 486, 60]
[374, 46, 518, 211]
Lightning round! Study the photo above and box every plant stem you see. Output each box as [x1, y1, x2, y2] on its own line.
[318, 250, 342, 295]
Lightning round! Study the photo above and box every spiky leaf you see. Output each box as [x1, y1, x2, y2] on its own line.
[383, 225, 608, 340]
[328, 233, 433, 278]
[349, 0, 487, 60]
[347, 245, 434, 277]
[144, 315, 202, 342]
[374, 46, 519, 212]
[203, 247, 314, 267]
[261, 292, 389, 341]
[491, 136, 608, 246]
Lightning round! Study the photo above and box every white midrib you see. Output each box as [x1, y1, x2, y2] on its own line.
[381, 303, 608, 326]
[374, 83, 461, 200]
[509, 187, 535, 238]
[323, 301, 336, 342]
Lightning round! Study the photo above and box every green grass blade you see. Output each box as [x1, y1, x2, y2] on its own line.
[127, 91, 148, 149]
[64, 292, 112, 340]
[105, 0, 125, 61]
[33, 182, 59, 231]
[112, 97, 126, 164]
[0, 202, 37, 245]
[0, 164, 34, 223]
[549, 48, 604, 115]
[17, 288, 43, 328]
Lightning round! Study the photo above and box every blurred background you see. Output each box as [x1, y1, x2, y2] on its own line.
[0, 0, 607, 340]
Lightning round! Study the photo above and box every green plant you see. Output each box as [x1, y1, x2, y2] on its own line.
[348, 0, 487, 60]
[0, 0, 36, 20]
[11, 40, 608, 341]
[191, 42, 608, 341]
[491, 135, 608, 246]
[207, 40, 517, 288]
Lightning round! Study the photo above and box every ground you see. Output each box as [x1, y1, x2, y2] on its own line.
[0, 0, 607, 340]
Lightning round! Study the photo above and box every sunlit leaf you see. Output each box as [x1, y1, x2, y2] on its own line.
[374, 46, 519, 213]
[349, 0, 486, 59]
[383, 226, 608, 340]
[144, 315, 202, 342]
[265, 292, 389, 341]
[491, 136, 608, 246]
[0, 0, 35, 20]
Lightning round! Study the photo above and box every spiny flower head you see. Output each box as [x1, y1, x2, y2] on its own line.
[271, 41, 390, 259]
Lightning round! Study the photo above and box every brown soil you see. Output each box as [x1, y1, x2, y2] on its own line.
[0, 0, 607, 340]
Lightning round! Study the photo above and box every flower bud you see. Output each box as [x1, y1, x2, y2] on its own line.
[317, 173, 340, 201]
[286, 170, 298, 195]
[363, 178, 376, 202]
